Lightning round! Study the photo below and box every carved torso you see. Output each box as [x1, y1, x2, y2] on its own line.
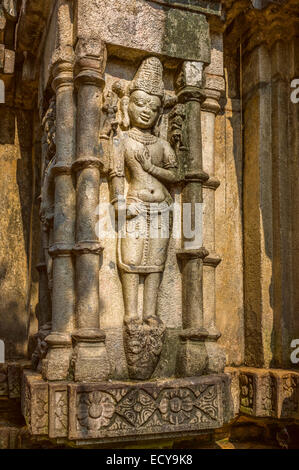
[122, 132, 176, 203]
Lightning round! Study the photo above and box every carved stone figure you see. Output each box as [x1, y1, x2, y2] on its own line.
[107, 57, 179, 379]
[40, 98, 56, 295]
[32, 98, 56, 371]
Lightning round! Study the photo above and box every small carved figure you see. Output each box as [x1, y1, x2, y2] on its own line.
[108, 57, 179, 379]
[40, 98, 56, 294]
[32, 99, 55, 370]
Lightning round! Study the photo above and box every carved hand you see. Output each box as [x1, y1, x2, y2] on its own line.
[135, 147, 152, 172]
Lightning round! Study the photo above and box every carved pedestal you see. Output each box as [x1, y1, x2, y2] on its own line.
[22, 370, 232, 443]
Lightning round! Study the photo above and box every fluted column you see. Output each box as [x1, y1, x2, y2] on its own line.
[175, 61, 210, 377]
[43, 62, 76, 380]
[72, 53, 110, 382]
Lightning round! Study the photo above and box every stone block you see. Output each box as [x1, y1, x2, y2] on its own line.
[22, 371, 231, 443]
[276, 371, 299, 420]
[4, 49, 15, 74]
[49, 383, 68, 438]
[0, 363, 8, 396]
[225, 367, 240, 417]
[236, 367, 299, 420]
[76, 0, 211, 63]
[22, 370, 49, 436]
[7, 363, 22, 398]
[68, 375, 227, 442]
[0, 44, 4, 70]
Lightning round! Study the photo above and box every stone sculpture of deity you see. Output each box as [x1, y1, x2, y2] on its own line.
[107, 57, 179, 379]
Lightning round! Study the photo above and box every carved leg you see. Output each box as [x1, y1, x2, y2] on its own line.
[123, 271, 165, 380]
[121, 272, 140, 323]
[143, 272, 162, 324]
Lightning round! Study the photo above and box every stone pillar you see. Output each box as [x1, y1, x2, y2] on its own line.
[175, 61, 210, 377]
[271, 39, 295, 368]
[243, 43, 274, 368]
[43, 61, 76, 380]
[72, 52, 110, 382]
[201, 79, 226, 373]
[290, 36, 299, 368]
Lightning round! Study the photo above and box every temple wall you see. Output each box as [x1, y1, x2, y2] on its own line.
[0, 0, 299, 449]
[0, 105, 39, 360]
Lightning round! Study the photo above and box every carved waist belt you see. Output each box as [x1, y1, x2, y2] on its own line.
[117, 196, 173, 274]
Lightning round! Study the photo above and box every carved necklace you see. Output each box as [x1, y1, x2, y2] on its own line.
[128, 128, 158, 146]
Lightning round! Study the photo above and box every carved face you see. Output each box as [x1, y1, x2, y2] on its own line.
[128, 90, 162, 129]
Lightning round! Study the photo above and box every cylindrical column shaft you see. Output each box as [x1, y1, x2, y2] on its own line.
[201, 92, 221, 334]
[175, 61, 209, 377]
[72, 55, 110, 382]
[43, 62, 76, 381]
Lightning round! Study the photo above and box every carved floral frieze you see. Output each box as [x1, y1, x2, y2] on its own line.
[22, 371, 228, 441]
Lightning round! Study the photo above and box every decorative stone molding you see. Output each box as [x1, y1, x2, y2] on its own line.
[226, 367, 299, 420]
[0, 362, 30, 399]
[22, 370, 232, 442]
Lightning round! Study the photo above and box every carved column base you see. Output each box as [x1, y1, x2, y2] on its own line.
[205, 339, 226, 374]
[176, 329, 208, 377]
[176, 329, 225, 377]
[42, 333, 72, 381]
[124, 320, 166, 381]
[72, 330, 110, 382]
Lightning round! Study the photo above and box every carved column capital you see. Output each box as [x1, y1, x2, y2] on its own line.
[201, 91, 221, 115]
[201, 73, 224, 114]
[52, 61, 73, 92]
[175, 60, 206, 103]
[74, 56, 106, 89]
[177, 87, 206, 104]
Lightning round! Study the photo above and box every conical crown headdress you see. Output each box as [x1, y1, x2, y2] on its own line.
[130, 57, 164, 99]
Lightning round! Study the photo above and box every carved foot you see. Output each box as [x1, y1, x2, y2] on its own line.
[144, 315, 164, 328]
[124, 318, 166, 380]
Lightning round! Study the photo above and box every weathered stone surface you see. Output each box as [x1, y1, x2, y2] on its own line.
[0, 107, 38, 360]
[0, 364, 8, 396]
[2, 0, 299, 450]
[4, 48, 14, 74]
[68, 374, 229, 441]
[49, 382, 68, 438]
[76, 0, 211, 63]
[21, 370, 232, 442]
[22, 370, 49, 435]
[227, 367, 299, 421]
[149, 0, 222, 16]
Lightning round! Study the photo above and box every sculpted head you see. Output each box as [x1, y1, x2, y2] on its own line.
[112, 57, 165, 132]
[128, 90, 162, 130]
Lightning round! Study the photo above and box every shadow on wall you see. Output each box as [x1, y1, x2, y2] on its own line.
[0, 105, 40, 360]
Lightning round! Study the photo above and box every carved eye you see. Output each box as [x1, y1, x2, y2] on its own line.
[134, 99, 146, 107]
